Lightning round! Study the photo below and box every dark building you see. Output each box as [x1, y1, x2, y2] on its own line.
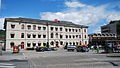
[101, 20, 120, 39]
[88, 33, 117, 46]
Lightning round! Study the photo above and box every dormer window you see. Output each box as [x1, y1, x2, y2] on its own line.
[27, 25, 31, 30]
[33, 25, 36, 30]
[38, 27, 41, 30]
[43, 27, 46, 30]
[11, 24, 15, 29]
[21, 24, 25, 29]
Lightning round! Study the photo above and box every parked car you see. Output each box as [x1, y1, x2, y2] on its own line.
[51, 47, 57, 51]
[76, 45, 89, 52]
[35, 47, 44, 52]
[67, 45, 76, 51]
[43, 48, 52, 51]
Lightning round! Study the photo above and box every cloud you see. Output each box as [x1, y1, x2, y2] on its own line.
[40, 0, 120, 33]
[65, 1, 86, 8]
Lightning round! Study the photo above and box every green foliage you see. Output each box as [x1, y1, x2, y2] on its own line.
[0, 30, 5, 38]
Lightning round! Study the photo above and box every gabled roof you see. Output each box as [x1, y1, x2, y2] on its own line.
[4, 17, 88, 28]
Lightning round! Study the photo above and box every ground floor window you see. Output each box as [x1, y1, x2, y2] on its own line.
[33, 43, 36, 47]
[43, 43, 46, 46]
[27, 43, 31, 47]
[10, 42, 14, 48]
[38, 43, 41, 46]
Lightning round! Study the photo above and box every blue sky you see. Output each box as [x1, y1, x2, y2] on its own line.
[0, 0, 120, 33]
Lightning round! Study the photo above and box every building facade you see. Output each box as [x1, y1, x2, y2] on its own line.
[88, 33, 117, 46]
[4, 18, 88, 51]
[101, 20, 120, 39]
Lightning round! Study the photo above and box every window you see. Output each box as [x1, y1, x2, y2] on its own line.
[33, 25, 36, 30]
[60, 41, 63, 45]
[38, 43, 41, 46]
[55, 27, 58, 31]
[73, 42, 75, 45]
[43, 43, 46, 46]
[69, 29, 71, 32]
[85, 35, 87, 38]
[11, 24, 15, 29]
[60, 27, 62, 31]
[38, 34, 41, 38]
[33, 34, 36, 38]
[69, 42, 72, 45]
[65, 28, 68, 32]
[43, 35, 46, 38]
[66, 42, 68, 45]
[21, 33, 24, 38]
[27, 43, 31, 47]
[43, 27, 46, 30]
[73, 35, 75, 38]
[76, 35, 78, 38]
[79, 35, 81, 38]
[27, 25, 31, 30]
[38, 27, 41, 30]
[27, 34, 31, 38]
[51, 27, 54, 31]
[79, 29, 81, 32]
[66, 35, 68, 38]
[10, 42, 14, 48]
[76, 29, 78, 32]
[76, 42, 78, 45]
[33, 43, 36, 47]
[69, 35, 71, 38]
[51, 41, 54, 45]
[21, 24, 25, 29]
[84, 29, 86, 33]
[72, 29, 74, 32]
[85, 41, 87, 44]
[60, 35, 63, 39]
[51, 33, 54, 38]
[80, 41, 81, 45]
[11, 34, 15, 38]
[56, 33, 58, 38]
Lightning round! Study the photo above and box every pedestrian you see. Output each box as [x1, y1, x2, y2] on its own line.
[96, 45, 99, 53]
[91, 45, 94, 51]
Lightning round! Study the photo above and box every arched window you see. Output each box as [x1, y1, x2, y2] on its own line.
[38, 43, 41, 46]
[51, 33, 54, 38]
[60, 41, 63, 45]
[27, 42, 31, 47]
[51, 41, 54, 45]
[33, 43, 36, 47]
[10, 42, 14, 48]
[56, 33, 58, 38]
[21, 33, 24, 38]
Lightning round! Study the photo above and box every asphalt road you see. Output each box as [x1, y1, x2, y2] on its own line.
[24, 49, 120, 68]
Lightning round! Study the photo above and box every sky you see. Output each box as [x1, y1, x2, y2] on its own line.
[0, 0, 120, 33]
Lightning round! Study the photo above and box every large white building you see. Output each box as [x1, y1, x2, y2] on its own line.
[4, 18, 88, 51]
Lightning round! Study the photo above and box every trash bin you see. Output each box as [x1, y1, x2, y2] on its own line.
[13, 46, 19, 53]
